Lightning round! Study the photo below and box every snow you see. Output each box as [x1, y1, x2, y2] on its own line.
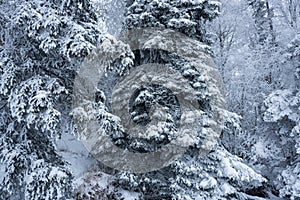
[253, 141, 268, 159]
[263, 90, 298, 122]
[221, 183, 236, 195]
[56, 132, 98, 179]
[280, 163, 300, 199]
[0, 0, 299, 199]
[119, 190, 140, 200]
[216, 147, 267, 184]
[0, 164, 5, 184]
[199, 176, 217, 189]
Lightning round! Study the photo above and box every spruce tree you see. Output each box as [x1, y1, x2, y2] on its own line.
[96, 0, 269, 199]
[125, 0, 220, 45]
[0, 0, 103, 198]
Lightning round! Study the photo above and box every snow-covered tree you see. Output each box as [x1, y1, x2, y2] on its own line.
[247, 0, 276, 46]
[0, 76, 73, 199]
[285, 34, 300, 81]
[115, 145, 267, 199]
[210, 0, 300, 198]
[76, 170, 140, 199]
[91, 1, 269, 199]
[125, 0, 220, 44]
[1, 0, 300, 199]
[263, 89, 300, 199]
[0, 0, 104, 198]
[210, 0, 240, 70]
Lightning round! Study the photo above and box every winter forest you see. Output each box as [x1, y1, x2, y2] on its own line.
[0, 0, 300, 199]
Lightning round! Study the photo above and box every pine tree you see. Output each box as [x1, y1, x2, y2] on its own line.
[125, 0, 220, 44]
[94, 0, 269, 199]
[0, 0, 103, 198]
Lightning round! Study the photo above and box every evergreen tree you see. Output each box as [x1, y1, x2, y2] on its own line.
[0, 0, 104, 198]
[125, 0, 220, 44]
[2, 0, 299, 199]
[90, 0, 269, 199]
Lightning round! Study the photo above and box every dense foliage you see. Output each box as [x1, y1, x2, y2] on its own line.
[0, 0, 299, 199]
[0, 0, 102, 199]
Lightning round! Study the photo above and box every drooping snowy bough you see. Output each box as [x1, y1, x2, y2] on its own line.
[72, 0, 267, 199]
[72, 27, 226, 173]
